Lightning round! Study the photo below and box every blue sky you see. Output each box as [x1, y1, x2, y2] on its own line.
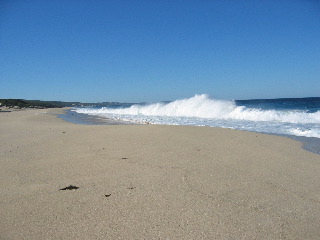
[1, 0, 319, 102]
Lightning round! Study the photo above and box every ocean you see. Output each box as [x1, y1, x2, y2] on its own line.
[60, 94, 320, 154]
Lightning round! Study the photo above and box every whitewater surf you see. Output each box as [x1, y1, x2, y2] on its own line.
[75, 94, 320, 138]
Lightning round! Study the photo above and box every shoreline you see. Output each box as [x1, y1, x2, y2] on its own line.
[285, 135, 320, 155]
[58, 108, 136, 125]
[60, 108, 320, 155]
[1, 108, 320, 239]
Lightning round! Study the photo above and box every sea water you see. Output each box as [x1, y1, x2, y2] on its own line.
[75, 94, 320, 139]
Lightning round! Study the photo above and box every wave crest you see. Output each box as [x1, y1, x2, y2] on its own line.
[77, 94, 320, 124]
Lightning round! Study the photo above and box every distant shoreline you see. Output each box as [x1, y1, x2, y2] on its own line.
[58, 108, 137, 125]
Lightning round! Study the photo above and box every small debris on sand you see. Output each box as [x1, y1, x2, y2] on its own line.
[60, 185, 79, 190]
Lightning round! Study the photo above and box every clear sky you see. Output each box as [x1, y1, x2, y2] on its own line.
[1, 0, 319, 103]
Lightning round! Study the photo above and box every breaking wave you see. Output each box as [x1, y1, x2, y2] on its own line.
[77, 94, 320, 124]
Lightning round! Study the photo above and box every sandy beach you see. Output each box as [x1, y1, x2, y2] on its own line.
[1, 108, 320, 239]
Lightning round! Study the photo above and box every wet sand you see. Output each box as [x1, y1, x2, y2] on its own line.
[1, 108, 320, 239]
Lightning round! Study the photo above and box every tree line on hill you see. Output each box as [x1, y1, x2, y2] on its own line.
[0, 99, 65, 109]
[0, 99, 131, 109]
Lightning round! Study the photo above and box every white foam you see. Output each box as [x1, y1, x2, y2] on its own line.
[75, 94, 320, 138]
[77, 94, 320, 124]
[289, 128, 320, 138]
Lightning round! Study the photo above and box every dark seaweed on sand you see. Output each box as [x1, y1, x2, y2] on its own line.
[60, 185, 79, 190]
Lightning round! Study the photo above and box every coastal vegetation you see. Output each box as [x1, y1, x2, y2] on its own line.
[0, 99, 64, 109]
[0, 99, 132, 109]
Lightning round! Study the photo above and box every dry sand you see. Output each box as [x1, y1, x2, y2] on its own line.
[1, 108, 320, 239]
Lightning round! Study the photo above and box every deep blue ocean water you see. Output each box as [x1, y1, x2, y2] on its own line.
[236, 97, 320, 113]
